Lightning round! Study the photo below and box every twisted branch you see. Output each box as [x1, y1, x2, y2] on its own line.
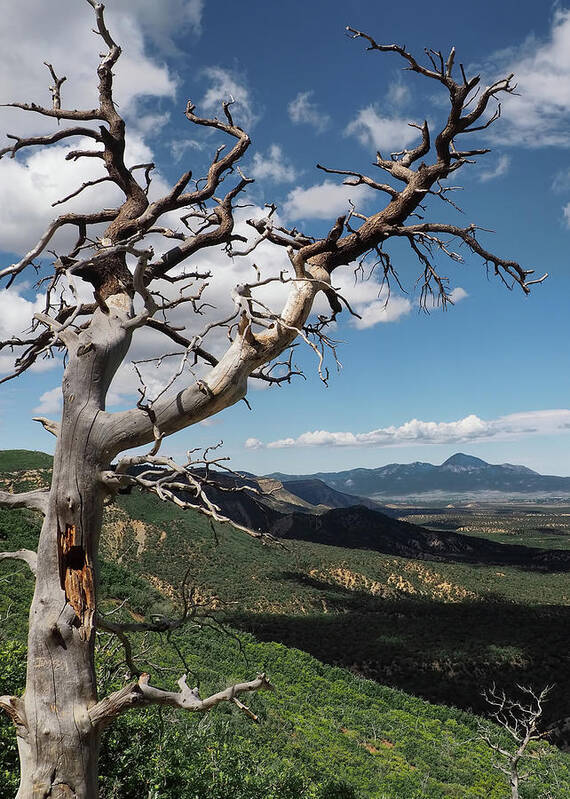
[0, 549, 38, 575]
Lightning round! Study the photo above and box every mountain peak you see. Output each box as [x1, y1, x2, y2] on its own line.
[441, 453, 488, 469]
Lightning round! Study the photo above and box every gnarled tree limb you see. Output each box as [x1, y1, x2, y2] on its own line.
[0, 549, 38, 575]
[0, 489, 48, 515]
[89, 671, 273, 729]
[32, 417, 60, 437]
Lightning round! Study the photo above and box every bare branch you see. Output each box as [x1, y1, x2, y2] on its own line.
[89, 670, 273, 729]
[0, 489, 48, 515]
[316, 163, 397, 197]
[0, 126, 101, 159]
[96, 618, 142, 677]
[44, 62, 67, 111]
[100, 450, 281, 545]
[144, 319, 219, 367]
[86, 0, 120, 53]
[0, 695, 28, 736]
[0, 102, 102, 123]
[0, 549, 38, 575]
[250, 347, 304, 385]
[146, 170, 253, 280]
[346, 28, 449, 83]
[32, 417, 60, 437]
[0, 209, 118, 286]
[52, 176, 112, 207]
[390, 222, 547, 294]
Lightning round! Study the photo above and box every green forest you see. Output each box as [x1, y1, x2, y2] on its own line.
[1, 452, 569, 798]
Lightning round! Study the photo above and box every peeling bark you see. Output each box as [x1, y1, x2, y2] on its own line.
[58, 524, 95, 641]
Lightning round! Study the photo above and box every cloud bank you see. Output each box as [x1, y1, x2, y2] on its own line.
[245, 409, 570, 450]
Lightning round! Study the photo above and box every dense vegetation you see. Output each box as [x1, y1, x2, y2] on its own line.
[1, 453, 569, 797]
[110, 491, 570, 725]
[402, 505, 570, 551]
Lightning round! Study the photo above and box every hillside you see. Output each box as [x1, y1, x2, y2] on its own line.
[182, 471, 570, 572]
[268, 504, 570, 569]
[2, 451, 570, 797]
[0, 449, 53, 472]
[269, 452, 570, 498]
[282, 478, 388, 511]
[130, 464, 570, 571]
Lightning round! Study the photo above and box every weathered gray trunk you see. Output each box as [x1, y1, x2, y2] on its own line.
[16, 296, 132, 799]
[17, 467, 103, 798]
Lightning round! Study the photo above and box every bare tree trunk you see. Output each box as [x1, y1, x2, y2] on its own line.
[16, 298, 132, 799]
[18, 481, 102, 798]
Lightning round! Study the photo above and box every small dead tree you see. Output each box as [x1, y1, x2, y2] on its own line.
[478, 684, 553, 799]
[0, 4, 545, 798]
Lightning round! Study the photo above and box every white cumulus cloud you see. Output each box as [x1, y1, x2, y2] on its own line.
[0, 288, 46, 341]
[249, 144, 297, 183]
[33, 386, 62, 416]
[111, 0, 205, 48]
[0, 0, 180, 259]
[0, 135, 169, 256]
[288, 91, 330, 132]
[0, 285, 66, 379]
[483, 10, 570, 148]
[352, 295, 412, 328]
[0, 0, 176, 141]
[248, 409, 570, 450]
[478, 155, 511, 183]
[387, 81, 411, 108]
[283, 180, 373, 220]
[200, 67, 258, 129]
[345, 106, 419, 153]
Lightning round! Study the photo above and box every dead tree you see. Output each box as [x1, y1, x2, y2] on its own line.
[0, 4, 545, 798]
[478, 684, 553, 799]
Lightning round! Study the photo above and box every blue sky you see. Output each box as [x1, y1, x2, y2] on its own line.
[0, 0, 569, 476]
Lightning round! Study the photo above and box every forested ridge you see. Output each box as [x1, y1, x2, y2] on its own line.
[1, 451, 569, 797]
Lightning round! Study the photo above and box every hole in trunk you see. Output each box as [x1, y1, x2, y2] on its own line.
[65, 546, 85, 570]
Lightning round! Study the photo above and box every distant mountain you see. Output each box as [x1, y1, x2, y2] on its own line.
[7, 449, 567, 572]
[269, 453, 570, 498]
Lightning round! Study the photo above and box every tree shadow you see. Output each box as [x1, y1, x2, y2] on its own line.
[225, 571, 570, 733]
[268, 507, 570, 573]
